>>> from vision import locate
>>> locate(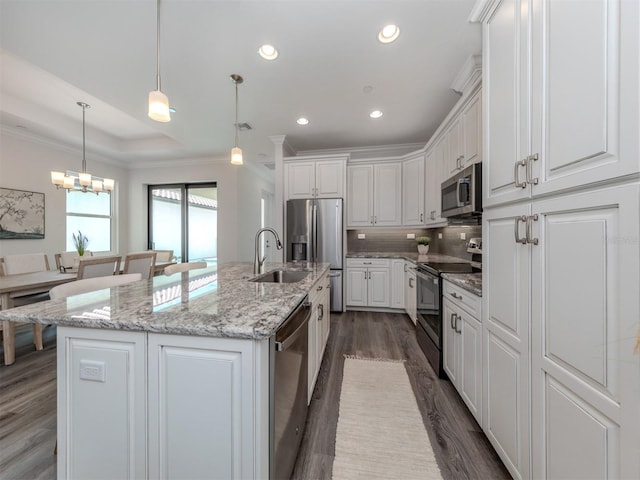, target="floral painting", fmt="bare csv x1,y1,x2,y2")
0,188,45,239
